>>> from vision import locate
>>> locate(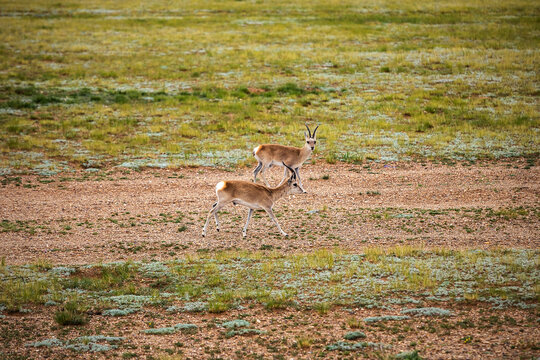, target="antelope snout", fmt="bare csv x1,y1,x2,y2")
310,147,314,150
